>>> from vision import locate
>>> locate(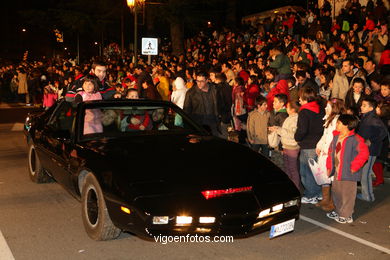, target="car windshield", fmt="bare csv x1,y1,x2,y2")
80,102,204,140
